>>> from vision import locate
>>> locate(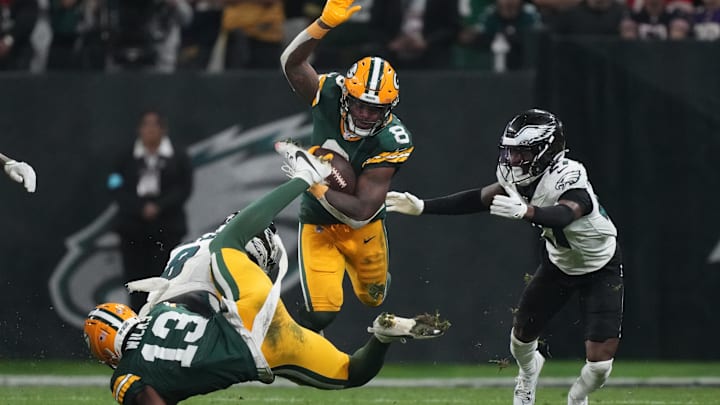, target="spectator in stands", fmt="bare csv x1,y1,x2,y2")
178,0,223,70
0,0,39,71
550,0,629,35
221,0,284,70
283,0,320,48
457,0,543,70
373,0,460,70
620,0,691,40
692,0,720,40
310,0,379,70
47,0,86,70
107,0,193,72
108,110,193,312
